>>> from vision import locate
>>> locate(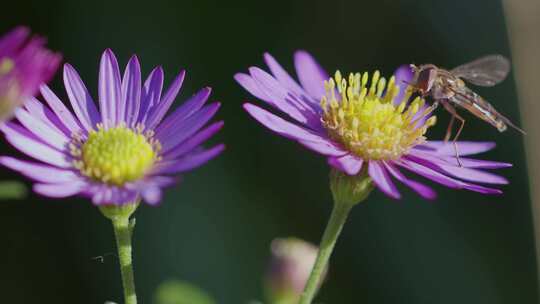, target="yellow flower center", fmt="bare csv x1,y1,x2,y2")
0,58,21,121
0,58,14,75
71,124,160,186
0,83,20,120
321,70,437,161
